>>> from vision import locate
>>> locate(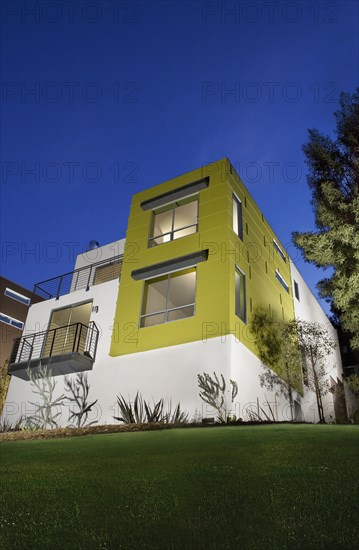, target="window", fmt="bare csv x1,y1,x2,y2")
0,312,24,330
4,288,31,306
43,302,92,356
149,196,198,246
140,268,196,327
47,302,92,330
294,280,300,301
94,259,122,285
235,267,246,322
275,269,289,293
273,239,286,262
232,194,243,240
